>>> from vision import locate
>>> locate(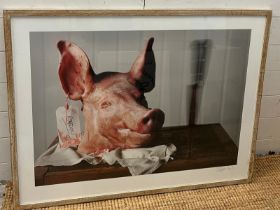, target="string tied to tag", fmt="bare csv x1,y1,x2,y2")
64,95,69,110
